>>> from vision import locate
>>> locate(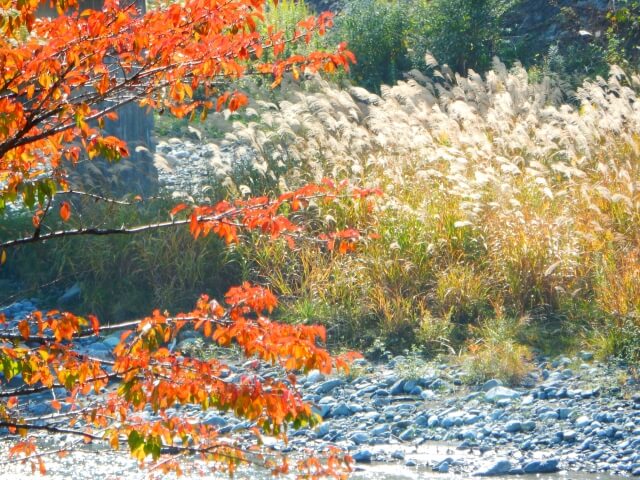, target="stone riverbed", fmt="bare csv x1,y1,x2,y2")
2,299,640,479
